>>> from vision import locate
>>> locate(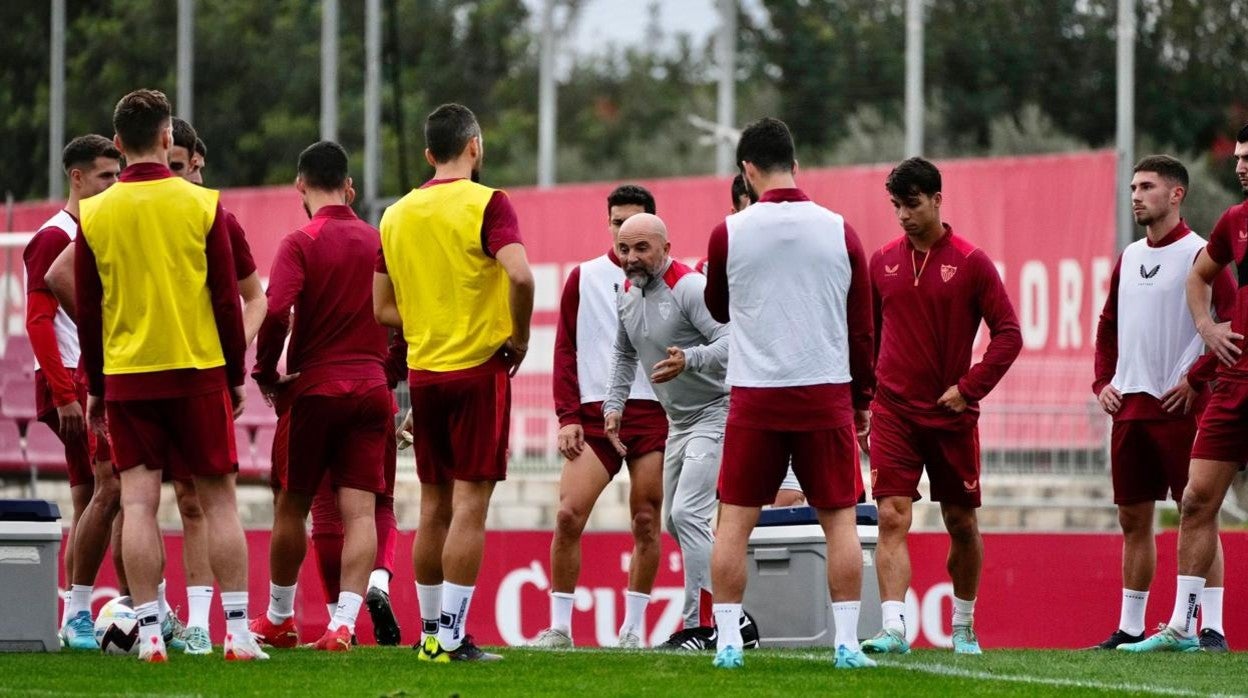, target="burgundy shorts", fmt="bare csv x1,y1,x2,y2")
269,406,291,492
1110,418,1197,505
1191,380,1248,466
719,423,860,509
36,379,112,488
106,389,237,480
286,386,392,495
869,404,981,508
409,366,510,484
584,432,667,478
